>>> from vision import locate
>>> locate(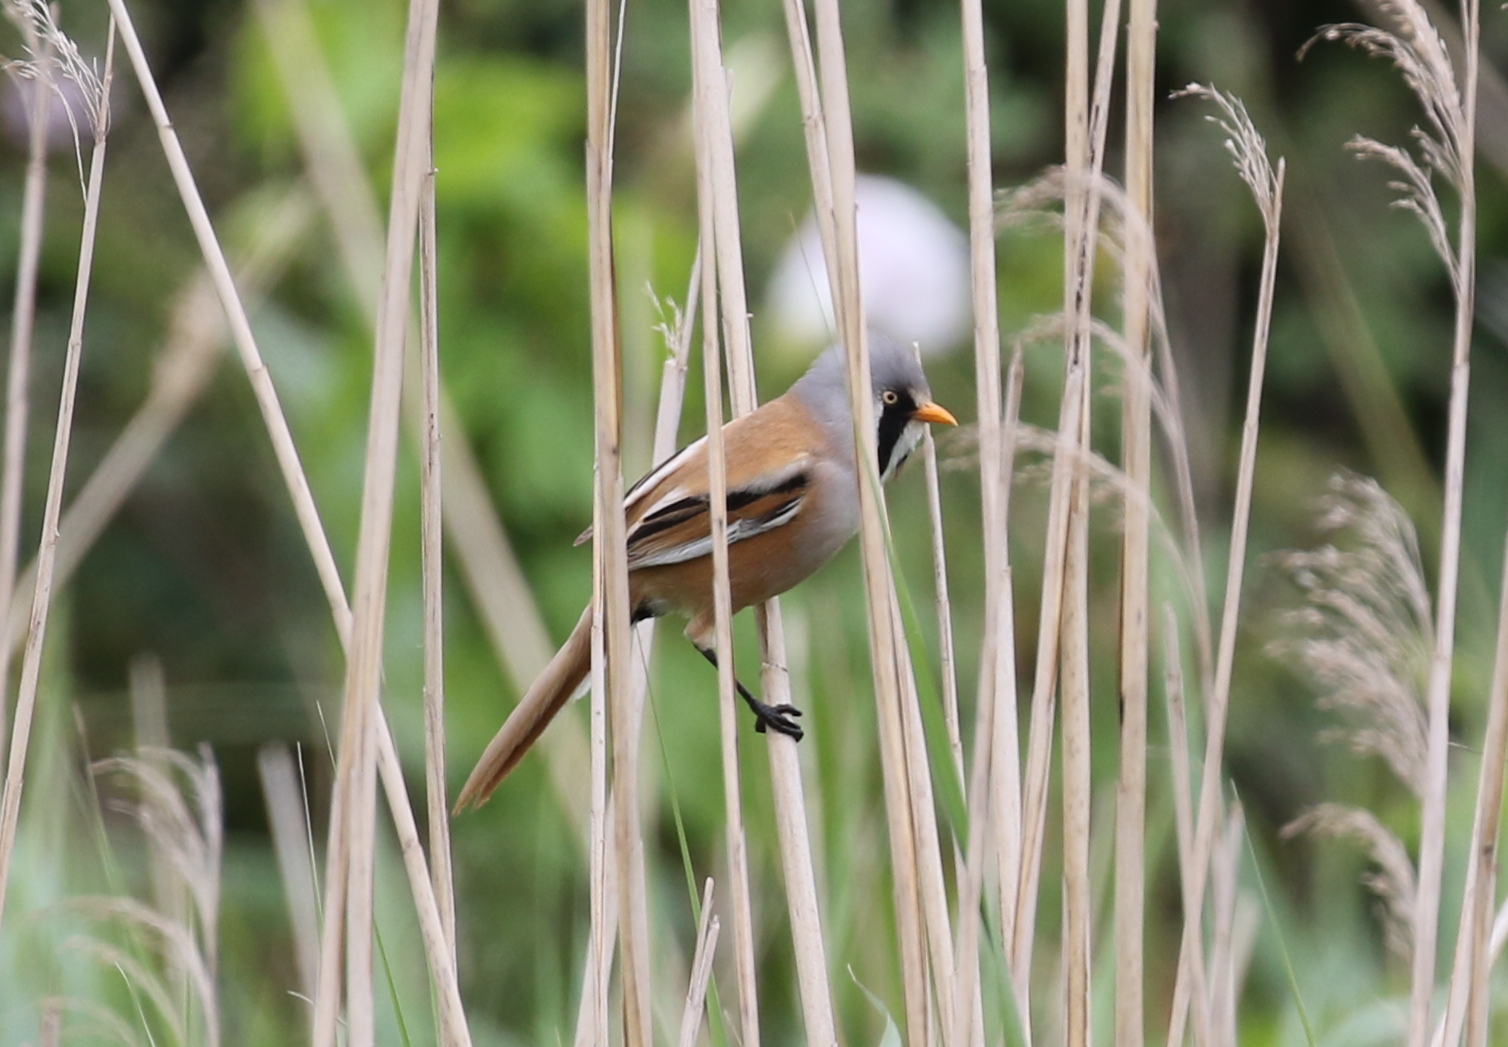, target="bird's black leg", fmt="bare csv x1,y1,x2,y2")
694,644,804,741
